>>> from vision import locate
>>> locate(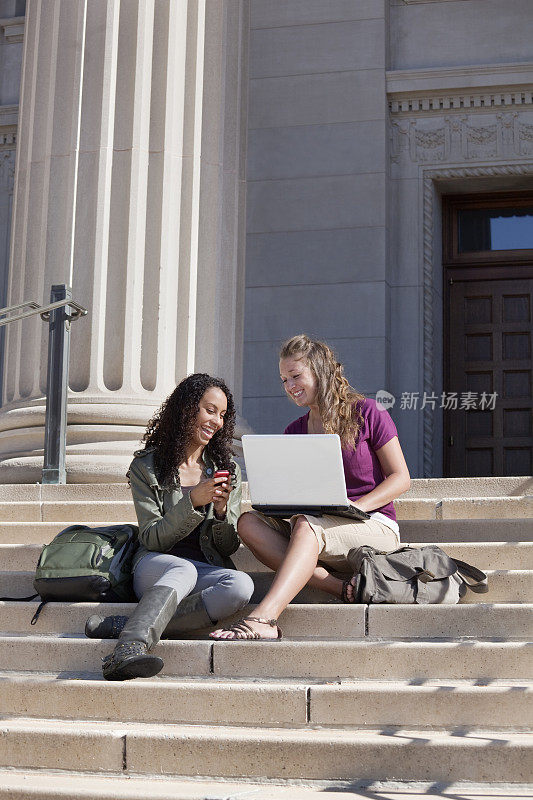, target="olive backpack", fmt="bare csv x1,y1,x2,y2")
345,544,488,604
1,523,138,624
